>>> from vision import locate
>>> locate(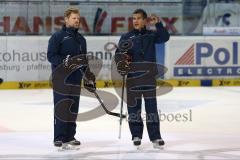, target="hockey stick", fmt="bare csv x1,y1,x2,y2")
118,75,126,139
93,91,126,118
78,67,125,118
